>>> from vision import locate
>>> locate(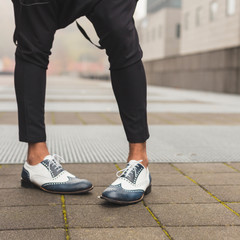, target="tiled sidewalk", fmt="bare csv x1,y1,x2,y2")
1,162,240,240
